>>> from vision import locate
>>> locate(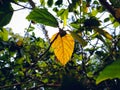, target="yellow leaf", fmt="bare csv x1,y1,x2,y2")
94,28,113,40
51,33,74,65
69,31,87,47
